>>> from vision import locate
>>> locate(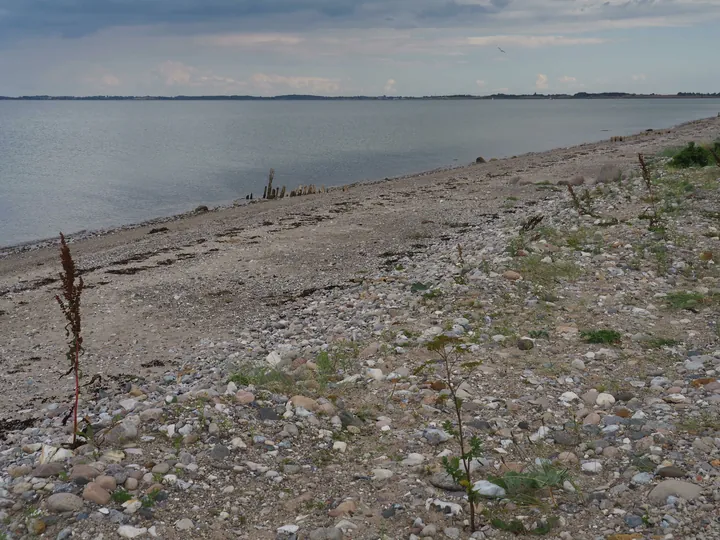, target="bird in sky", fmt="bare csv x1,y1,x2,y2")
498,47,506,53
